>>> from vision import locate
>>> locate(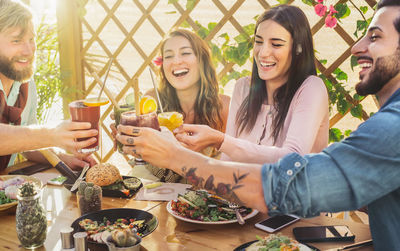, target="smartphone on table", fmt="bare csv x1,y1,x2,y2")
255,214,300,233
293,225,355,242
